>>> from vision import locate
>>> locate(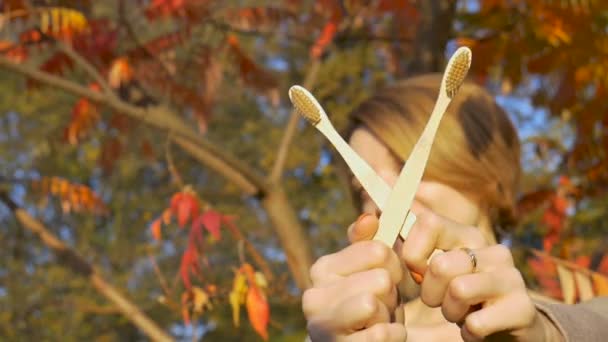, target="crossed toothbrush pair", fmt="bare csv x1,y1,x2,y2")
289,47,472,249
